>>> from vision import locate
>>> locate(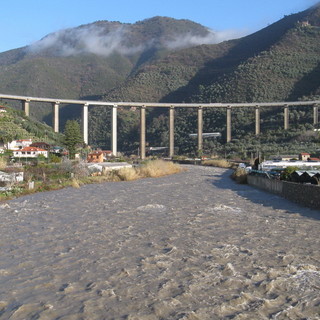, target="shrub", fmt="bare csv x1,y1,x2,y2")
71,178,80,188
72,161,89,178
50,154,61,163
231,168,248,184
116,167,141,181
280,166,299,181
